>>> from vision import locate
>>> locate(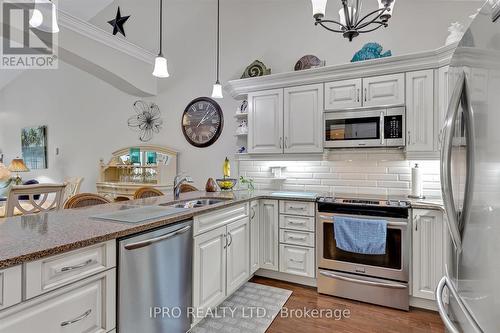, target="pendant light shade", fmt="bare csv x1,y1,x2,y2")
152,56,169,78
30,0,59,33
311,0,328,19
153,0,169,78
211,0,223,99
211,82,223,99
